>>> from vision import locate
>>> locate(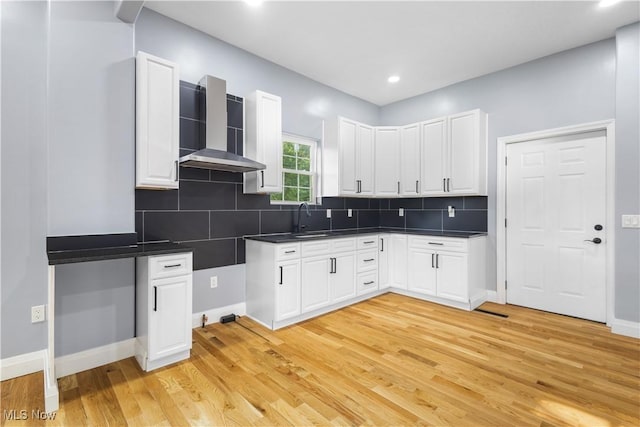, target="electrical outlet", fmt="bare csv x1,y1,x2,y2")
326,209,332,218
210,276,218,288
348,209,353,217
448,206,456,218
31,305,45,323
399,208,404,217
